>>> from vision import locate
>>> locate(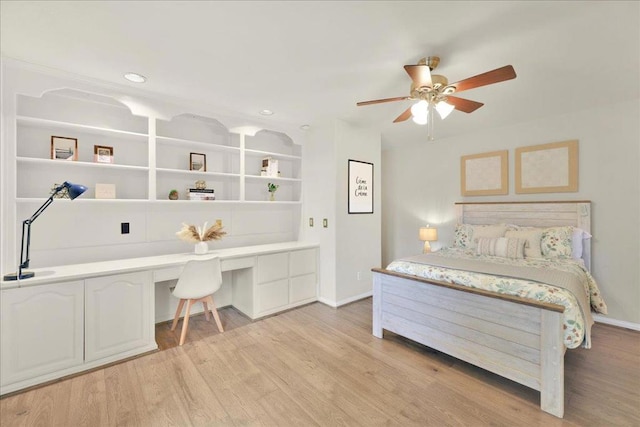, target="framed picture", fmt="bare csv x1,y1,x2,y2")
51,136,78,161
348,159,373,214
461,150,508,196
516,140,578,194
190,152,206,172
94,145,114,164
